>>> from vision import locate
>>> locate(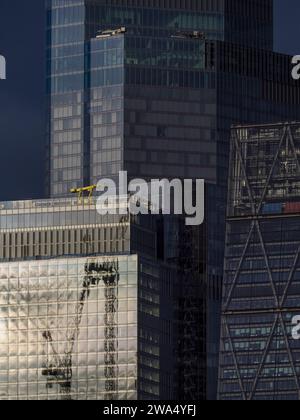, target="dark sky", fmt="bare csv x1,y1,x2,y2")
0,1,45,201
0,1,299,201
